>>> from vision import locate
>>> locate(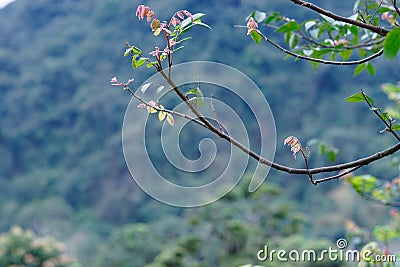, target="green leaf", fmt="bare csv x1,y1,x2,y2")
147,61,158,68
309,61,320,71
385,107,400,119
184,88,198,96
349,25,359,37
158,110,166,121
303,49,313,57
166,113,174,126
345,92,374,104
371,17,380,26
124,47,133,57
318,143,326,155
265,15,277,25
193,21,211,30
253,10,267,23
124,46,142,57
304,20,316,31
371,189,388,202
377,7,394,14
309,28,319,39
381,83,400,94
353,63,366,76
391,124,400,131
327,151,336,163
384,28,400,60
330,51,336,61
132,58,147,68
289,34,298,49
380,112,392,121
320,14,336,24
340,49,352,61
180,13,206,32
276,21,301,33
250,31,262,45
185,87,205,107
131,46,142,54
346,93,365,102
366,62,375,75
373,225,399,242
348,175,378,194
